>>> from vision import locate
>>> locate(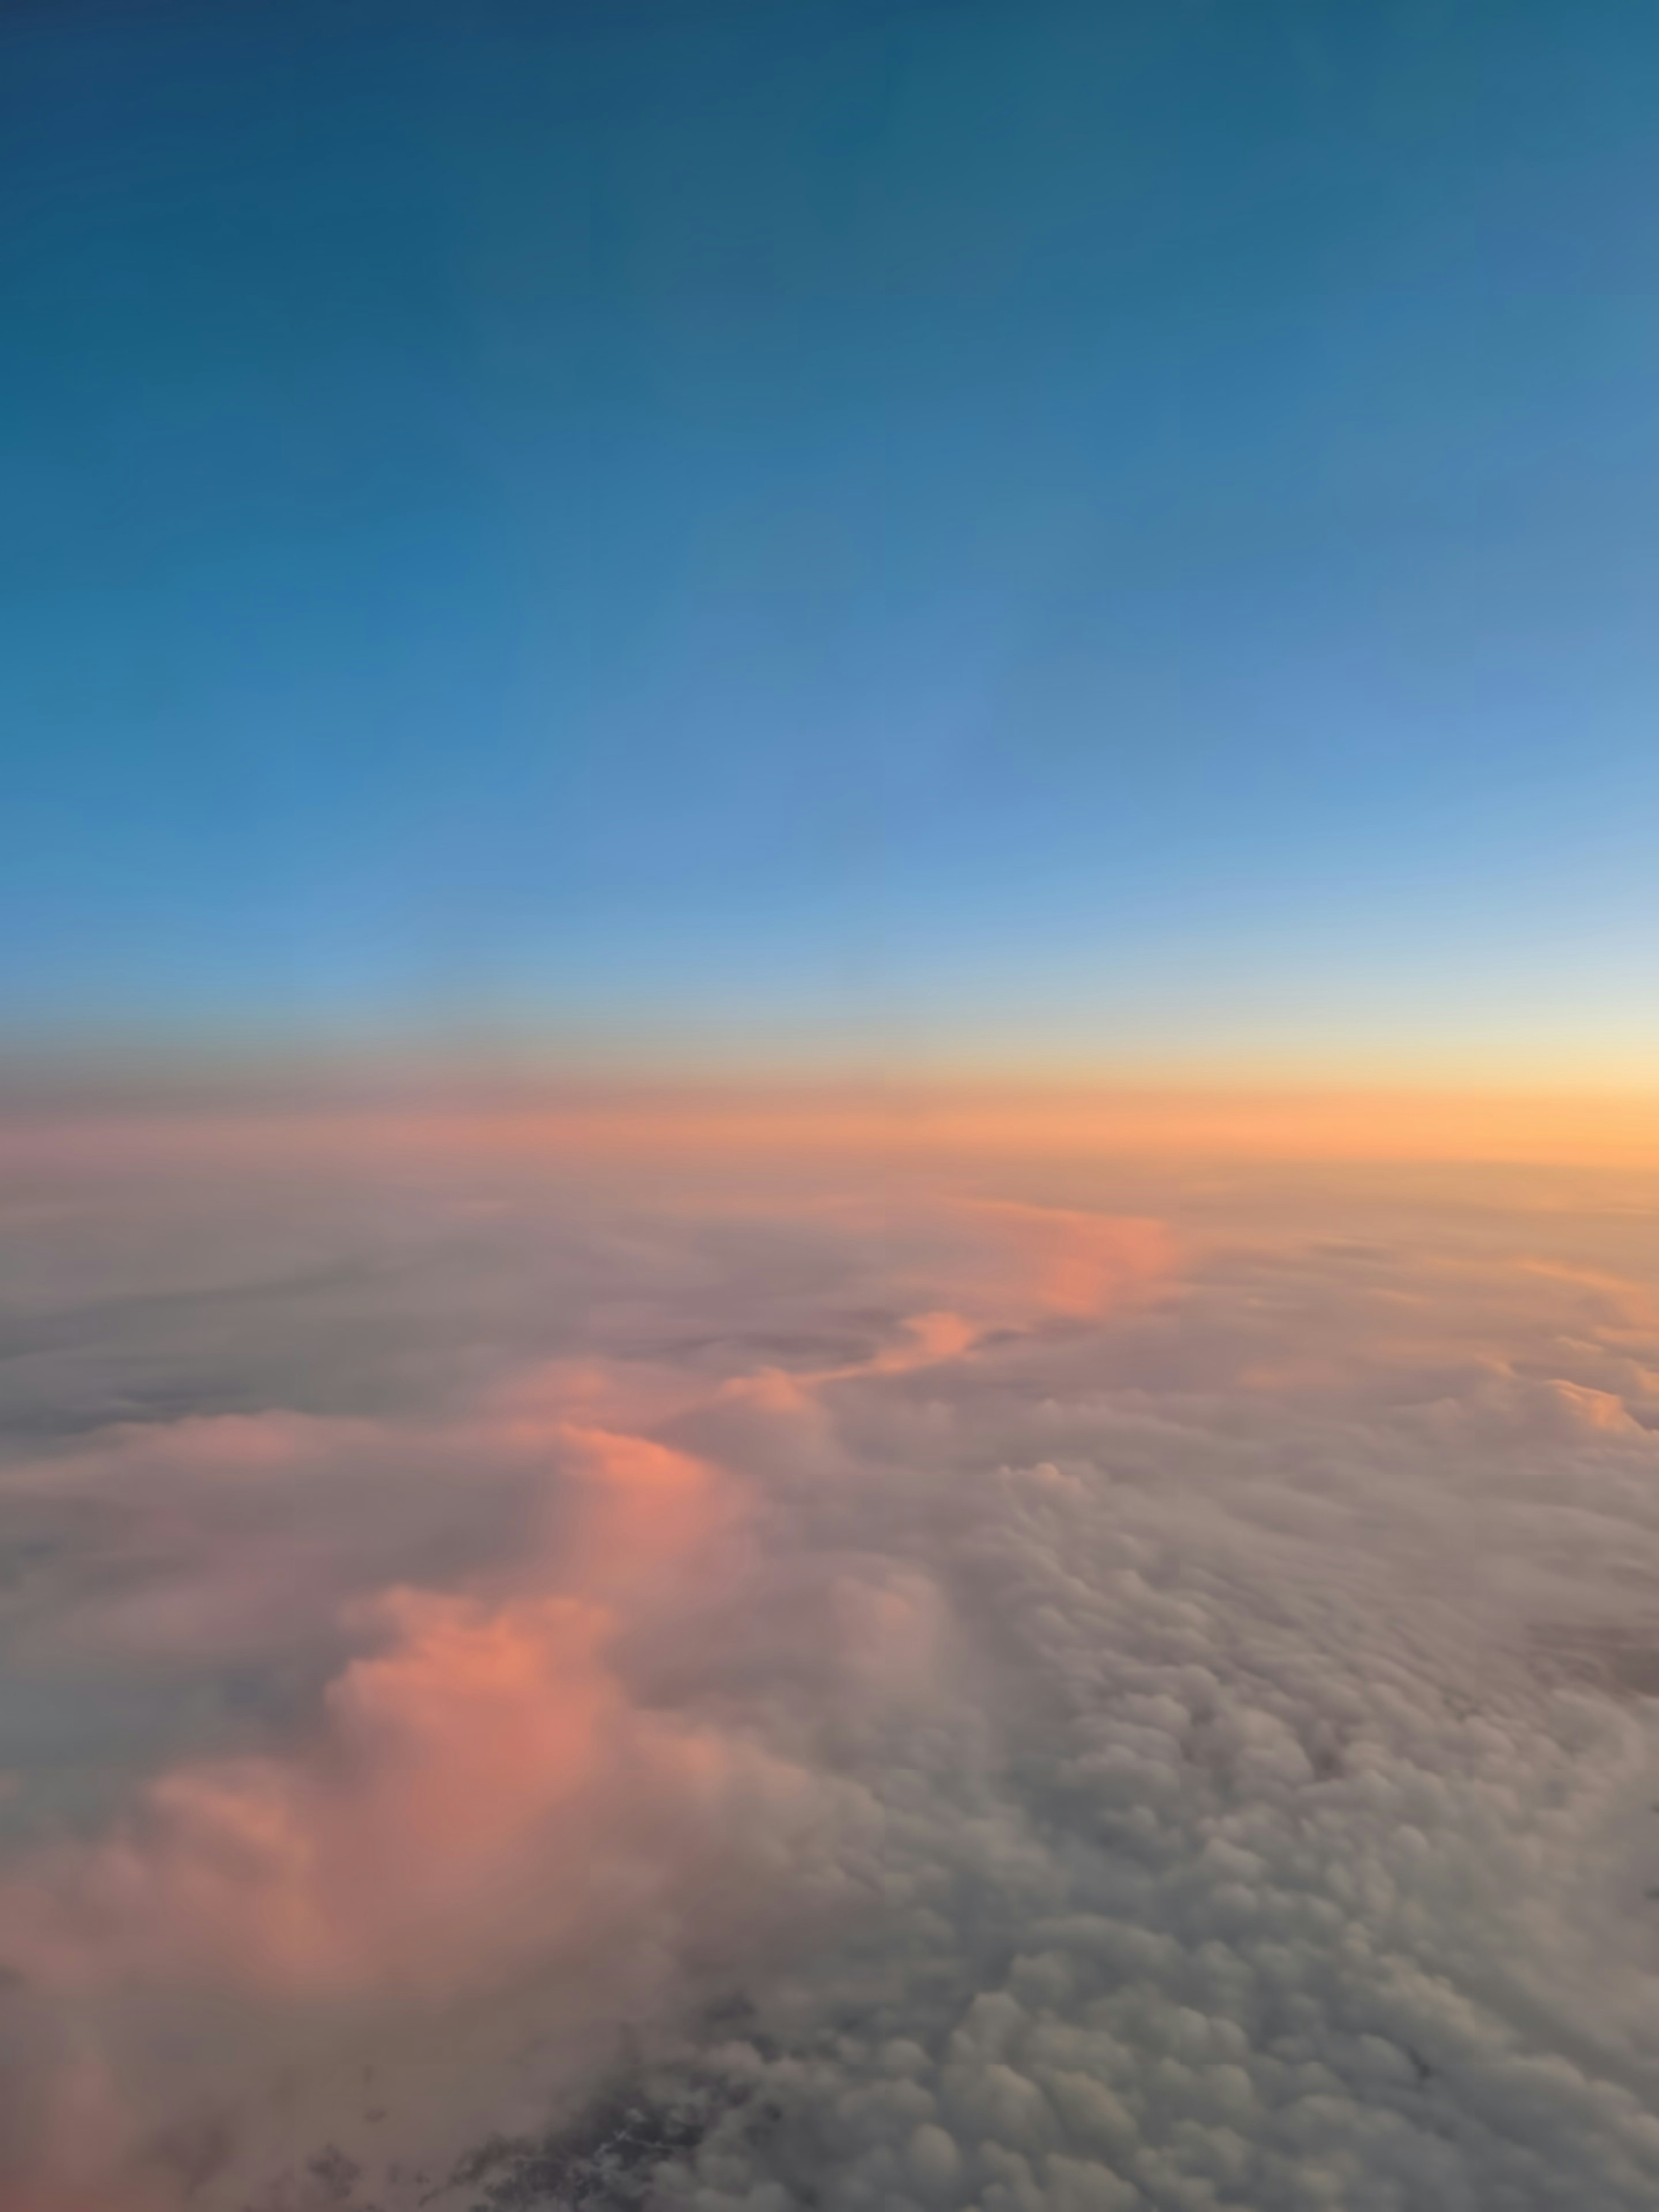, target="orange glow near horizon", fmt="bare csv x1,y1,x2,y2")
3,1078,1659,1171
